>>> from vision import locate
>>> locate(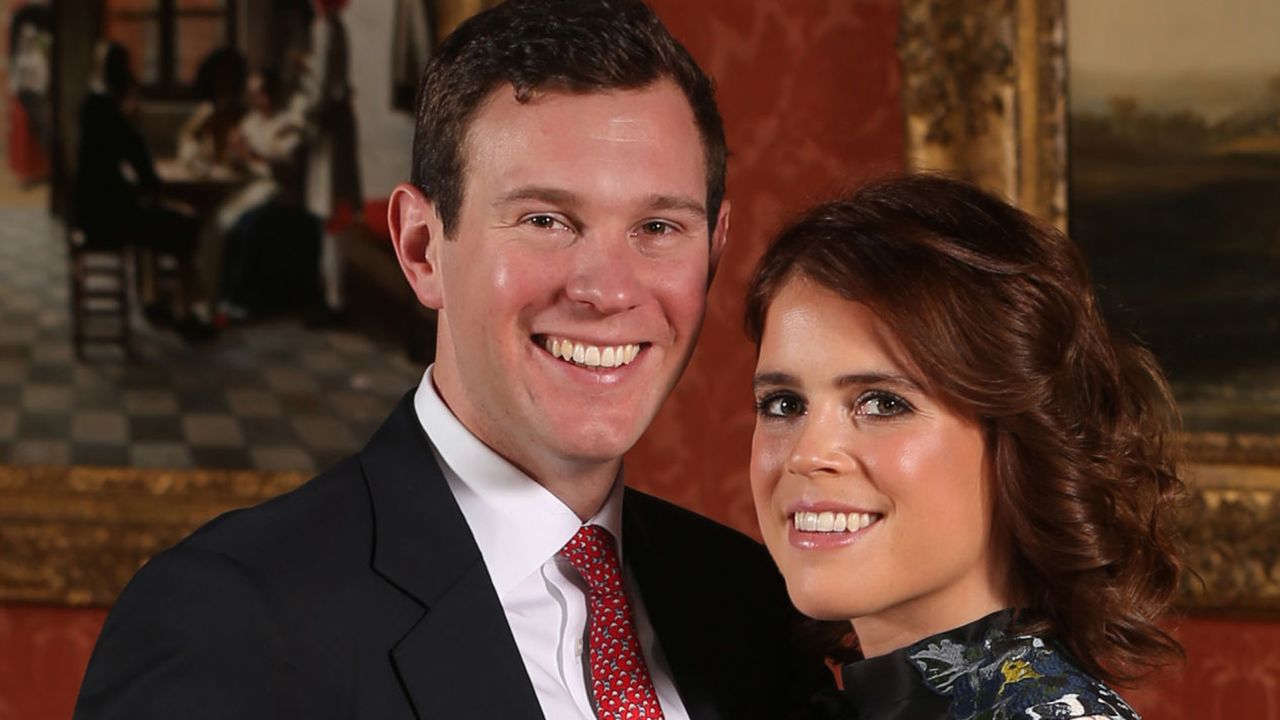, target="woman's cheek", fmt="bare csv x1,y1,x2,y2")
750,430,774,487
751,424,786,472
